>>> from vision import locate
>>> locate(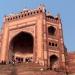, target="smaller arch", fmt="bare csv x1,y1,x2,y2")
40,10,42,13
21,14,24,17
15,16,18,19
48,26,56,35
18,15,21,18
50,55,58,70
28,13,29,15
37,11,39,13
33,11,35,14
24,14,26,16
31,12,32,15
8,18,9,21
52,43,54,46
